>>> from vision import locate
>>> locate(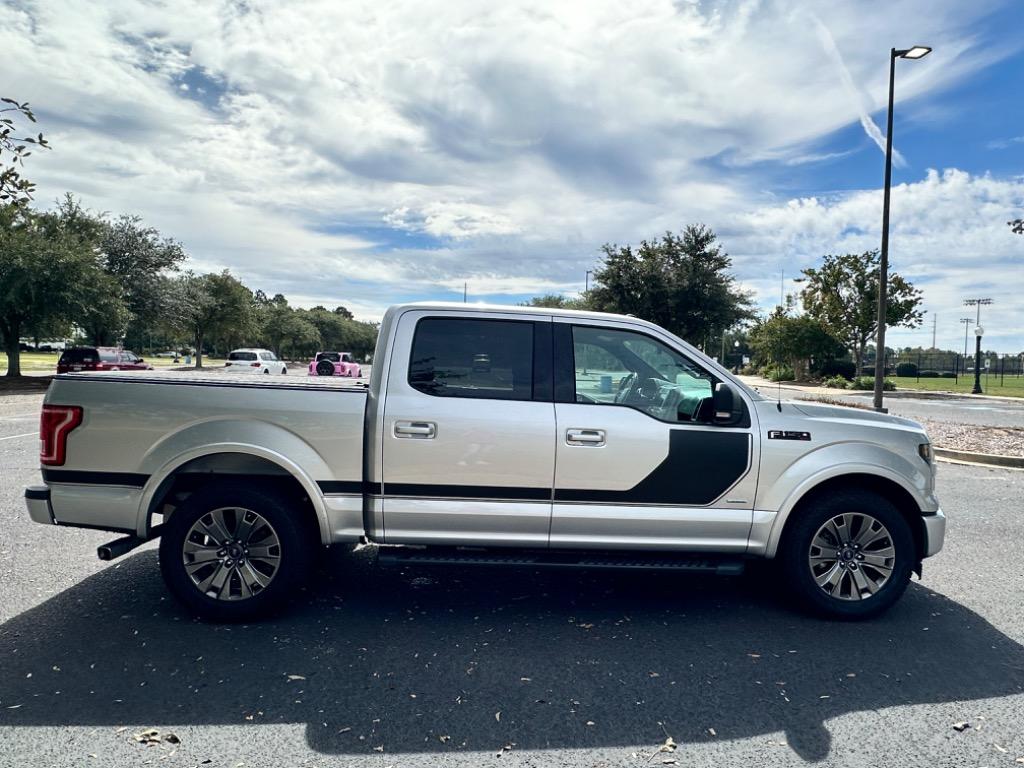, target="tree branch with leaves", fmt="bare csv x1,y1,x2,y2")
1,98,49,206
